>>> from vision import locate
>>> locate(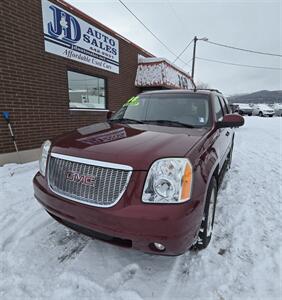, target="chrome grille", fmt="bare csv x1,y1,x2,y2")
47,153,132,207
